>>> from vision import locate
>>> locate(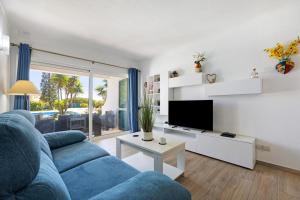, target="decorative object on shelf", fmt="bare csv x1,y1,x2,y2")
169,70,179,78
154,74,160,82
206,73,216,84
250,67,259,79
159,137,167,145
193,52,206,73
139,94,155,141
264,36,300,74
155,99,160,106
